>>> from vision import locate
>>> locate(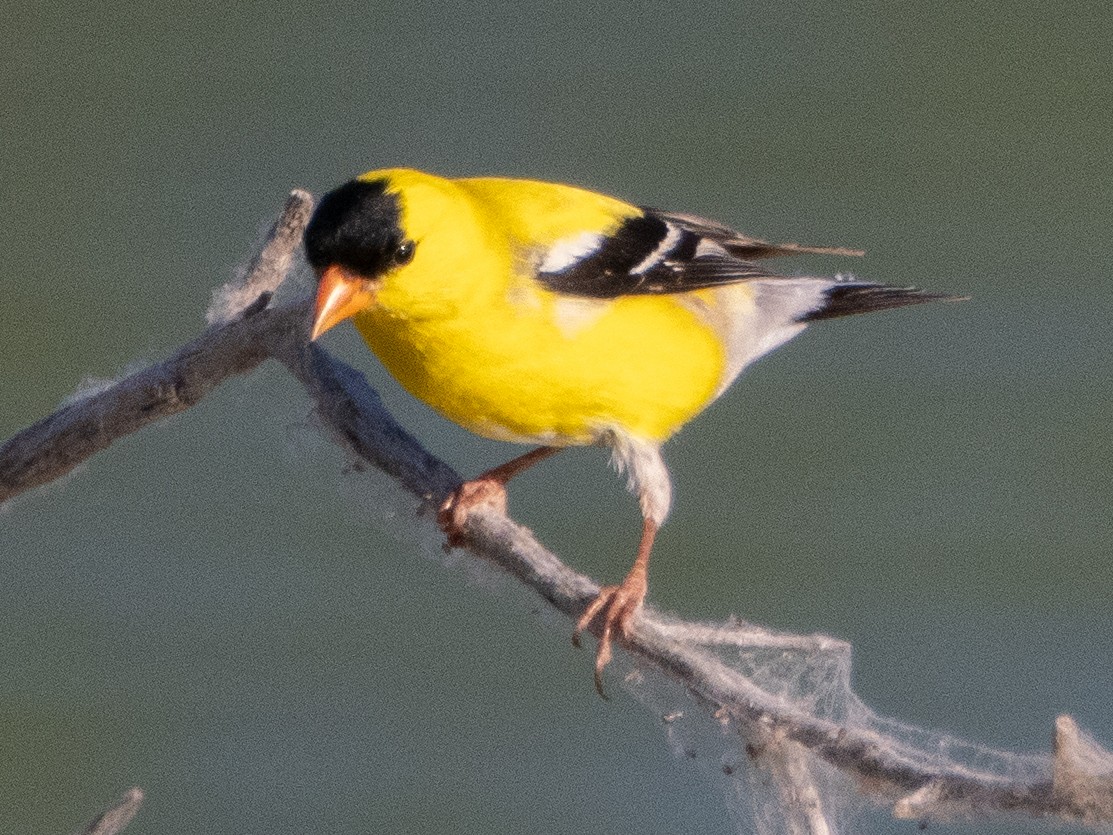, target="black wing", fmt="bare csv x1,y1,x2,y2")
535,209,859,299
651,210,866,260
535,208,957,319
